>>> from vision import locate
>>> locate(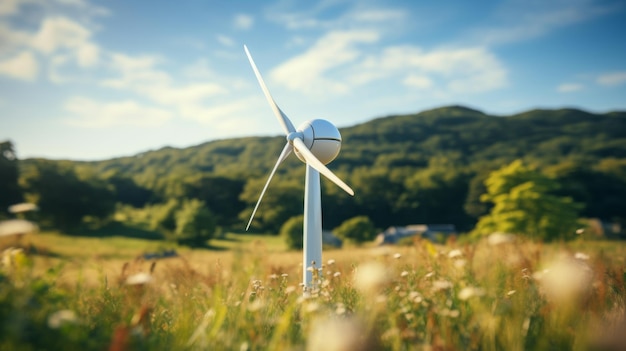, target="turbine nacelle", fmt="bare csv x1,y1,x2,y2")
290,119,342,165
